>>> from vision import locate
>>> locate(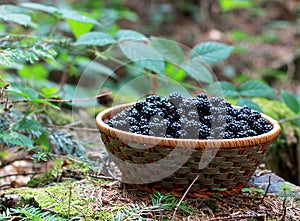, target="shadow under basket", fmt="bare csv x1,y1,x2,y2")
96,103,281,198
